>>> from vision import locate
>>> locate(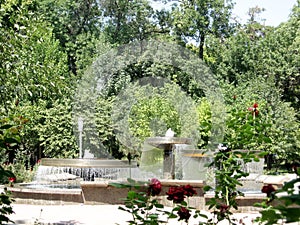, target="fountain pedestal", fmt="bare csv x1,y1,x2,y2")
145,137,192,179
